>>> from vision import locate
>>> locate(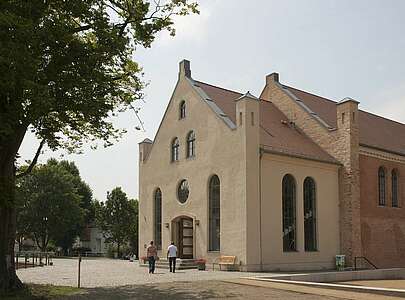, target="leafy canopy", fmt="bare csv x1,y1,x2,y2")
96,187,138,255
0,0,198,152
16,159,85,250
